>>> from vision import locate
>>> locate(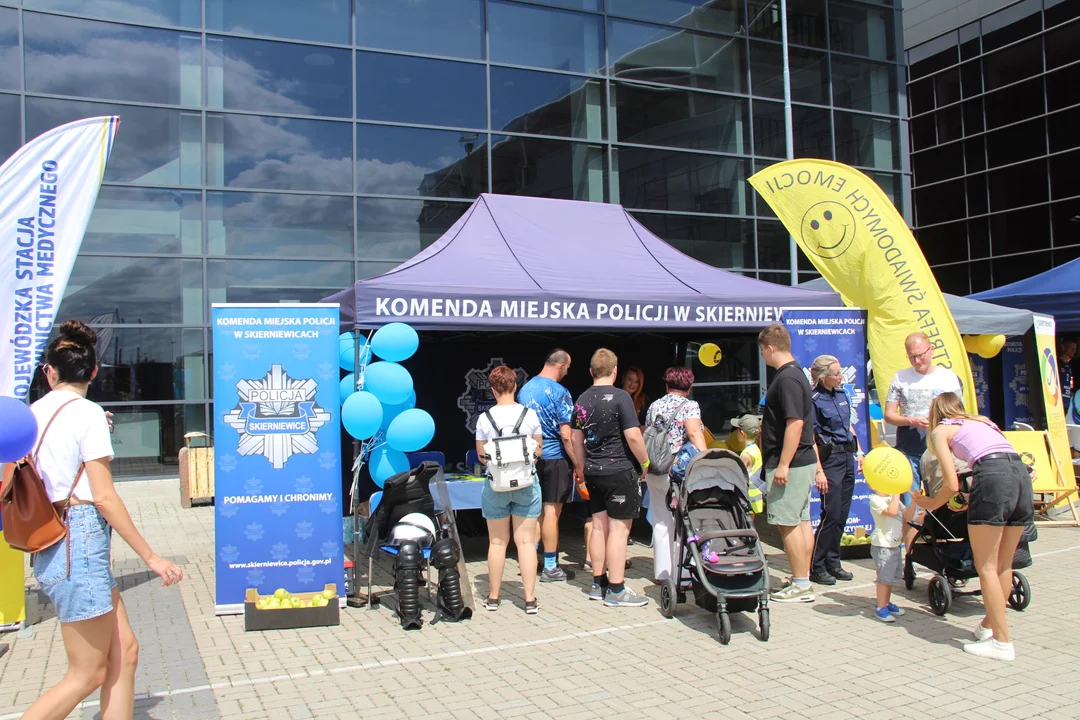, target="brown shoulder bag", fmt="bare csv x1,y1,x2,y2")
0,399,83,553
